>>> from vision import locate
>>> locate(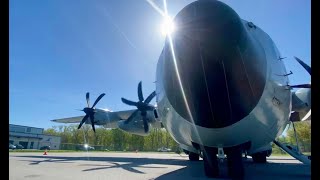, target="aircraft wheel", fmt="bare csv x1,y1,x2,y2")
203,148,219,177
189,152,200,161
252,152,267,163
227,149,244,179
